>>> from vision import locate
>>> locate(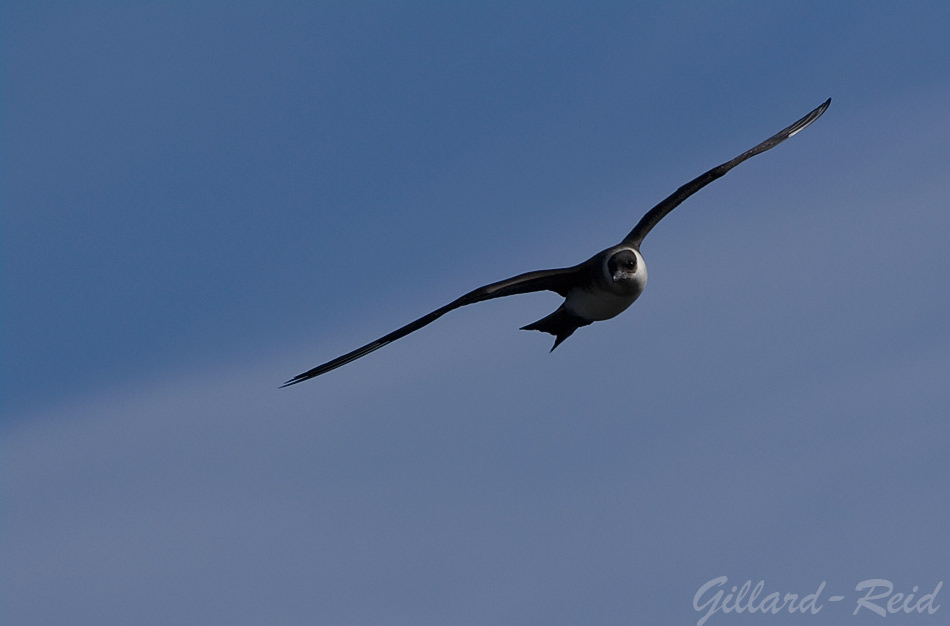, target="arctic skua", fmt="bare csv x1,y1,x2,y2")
282,98,830,387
